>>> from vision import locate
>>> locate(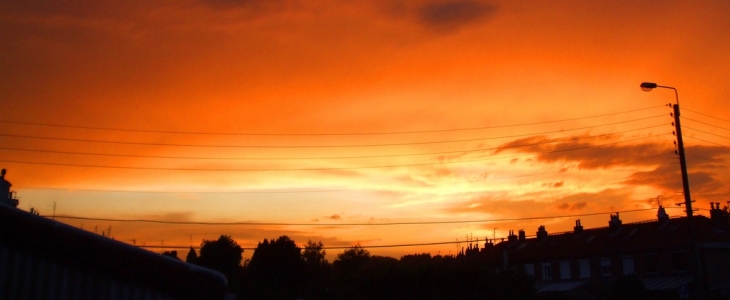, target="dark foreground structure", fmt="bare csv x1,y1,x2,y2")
0,171,228,299
483,206,730,299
